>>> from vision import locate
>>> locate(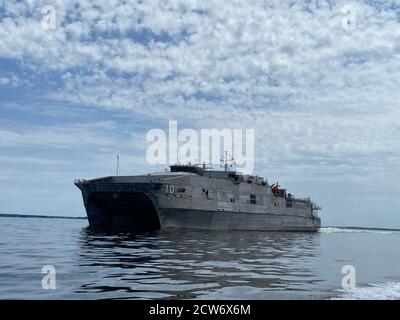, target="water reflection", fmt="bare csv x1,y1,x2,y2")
76,228,323,299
